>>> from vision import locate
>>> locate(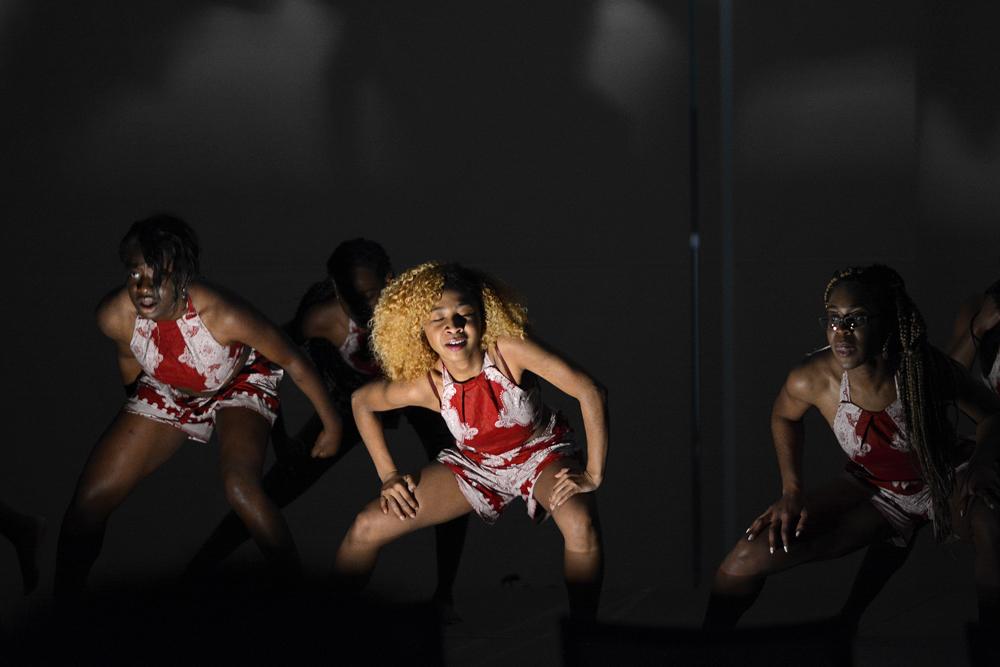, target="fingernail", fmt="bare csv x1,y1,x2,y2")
769,546,774,554
783,545,788,553
747,534,754,541
745,527,751,534
795,530,801,538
